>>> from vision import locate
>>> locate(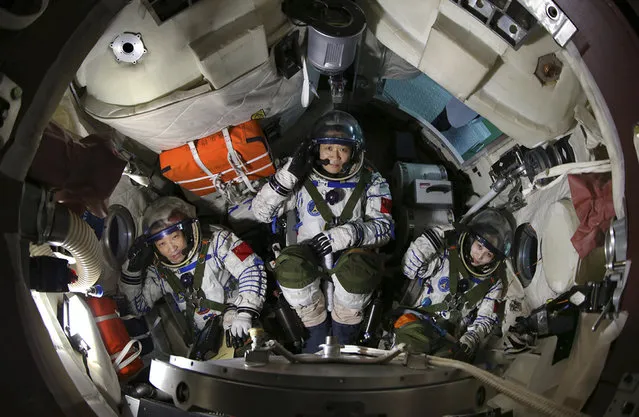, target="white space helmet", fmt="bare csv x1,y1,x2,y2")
459,208,514,277
142,196,201,268
310,110,365,181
